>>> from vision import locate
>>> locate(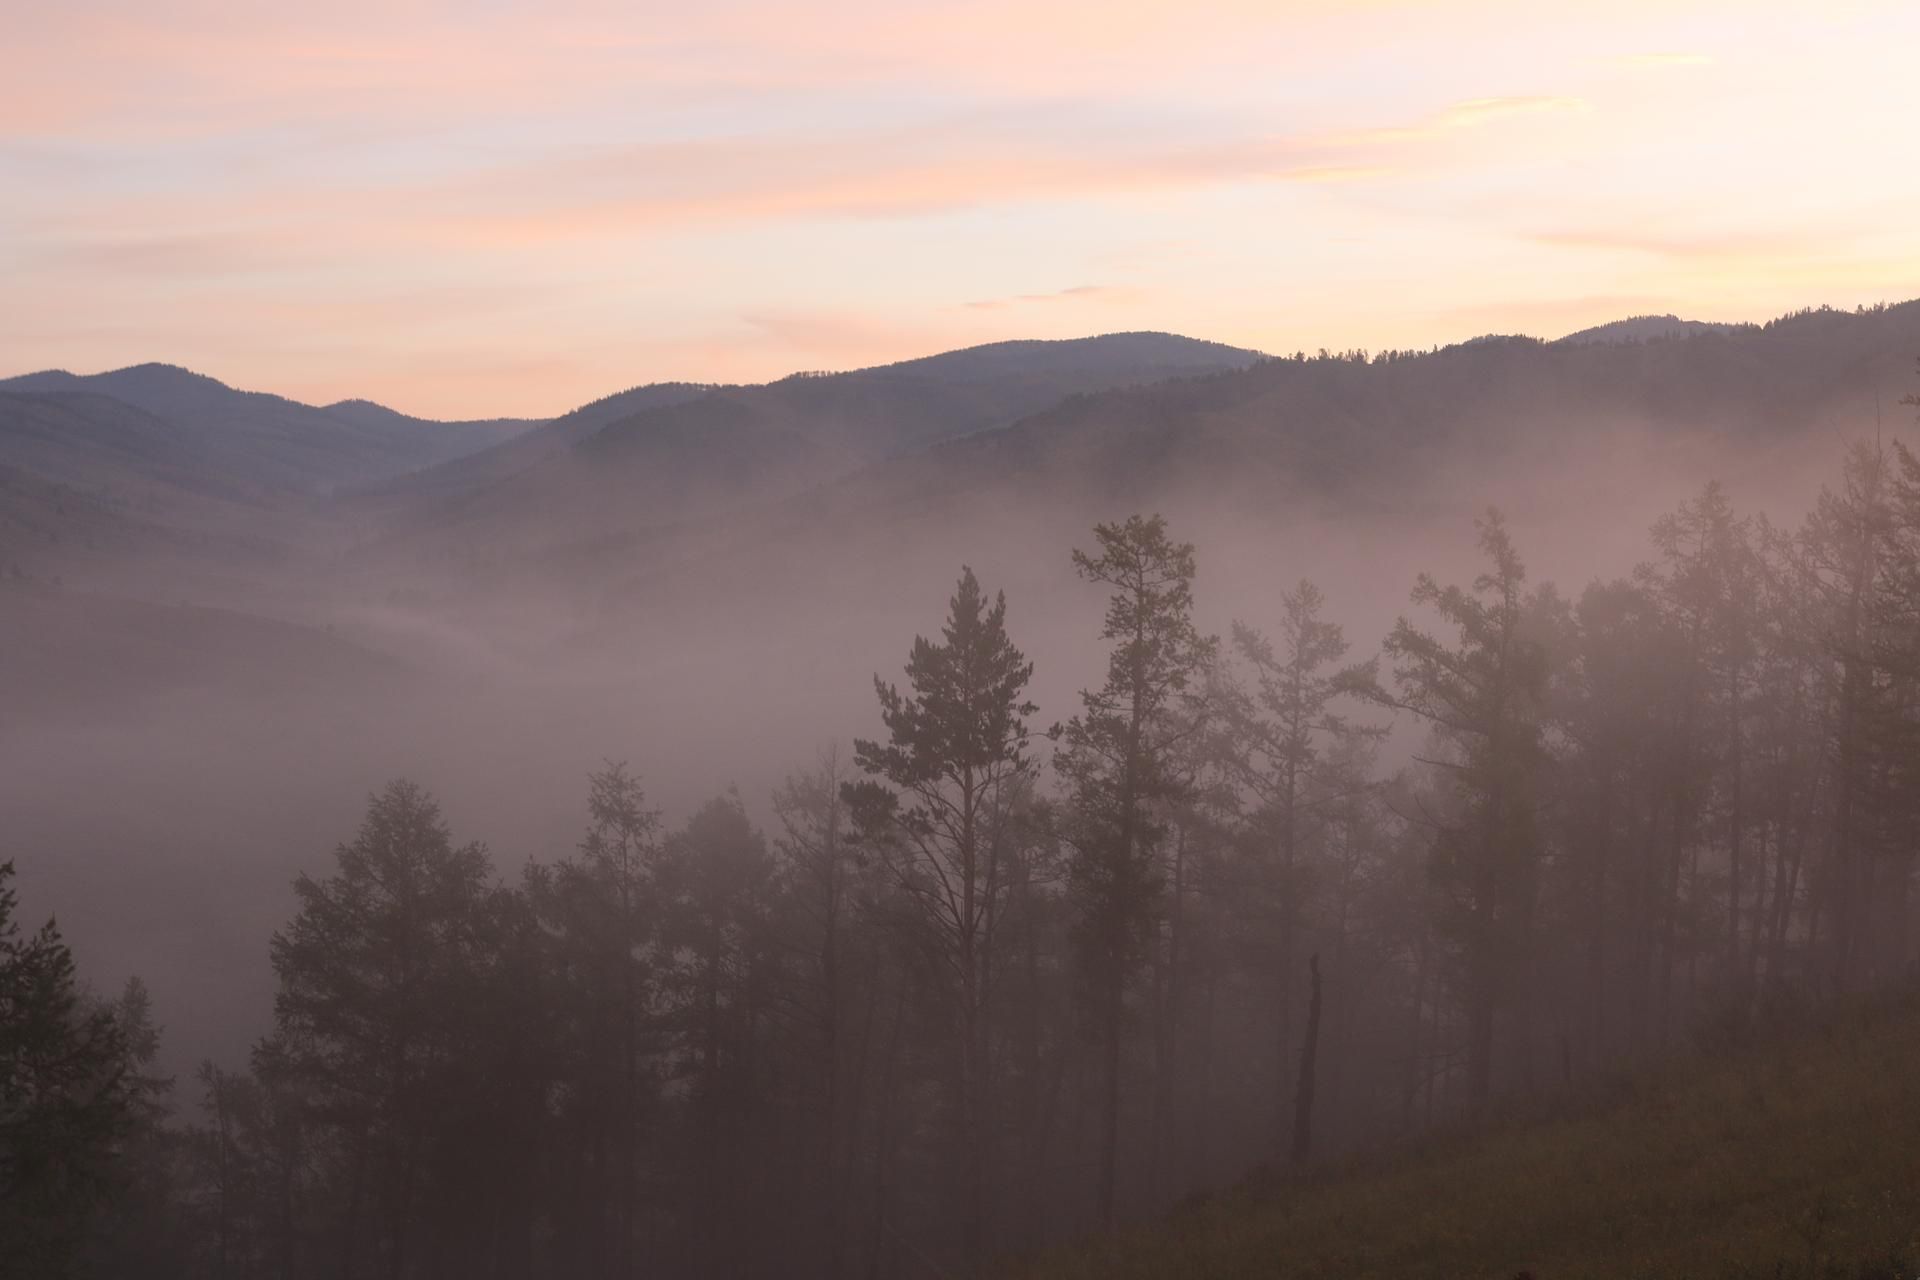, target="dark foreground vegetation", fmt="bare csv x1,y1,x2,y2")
1011,997,1920,1280
10,396,1920,1278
